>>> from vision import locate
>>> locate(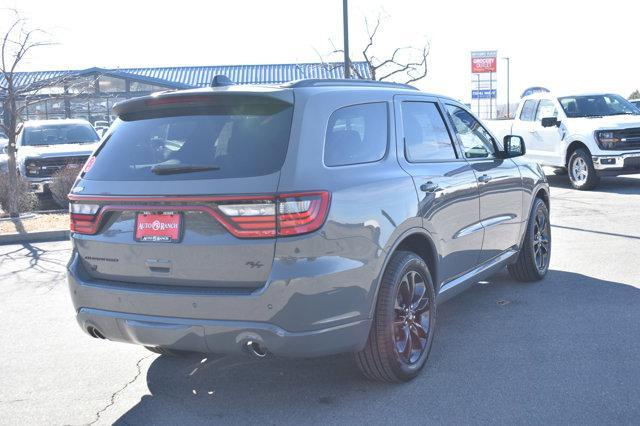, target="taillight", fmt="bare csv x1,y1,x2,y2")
216,191,330,238
69,203,100,235
277,192,330,236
